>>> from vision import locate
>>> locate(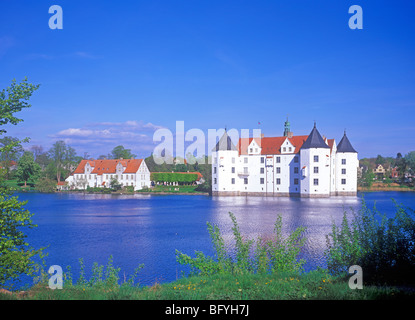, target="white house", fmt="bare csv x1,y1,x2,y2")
212,121,358,197
66,158,151,191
